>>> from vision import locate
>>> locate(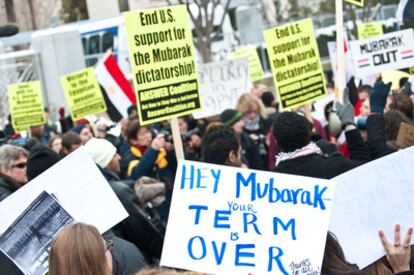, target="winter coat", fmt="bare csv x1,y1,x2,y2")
0,172,19,202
